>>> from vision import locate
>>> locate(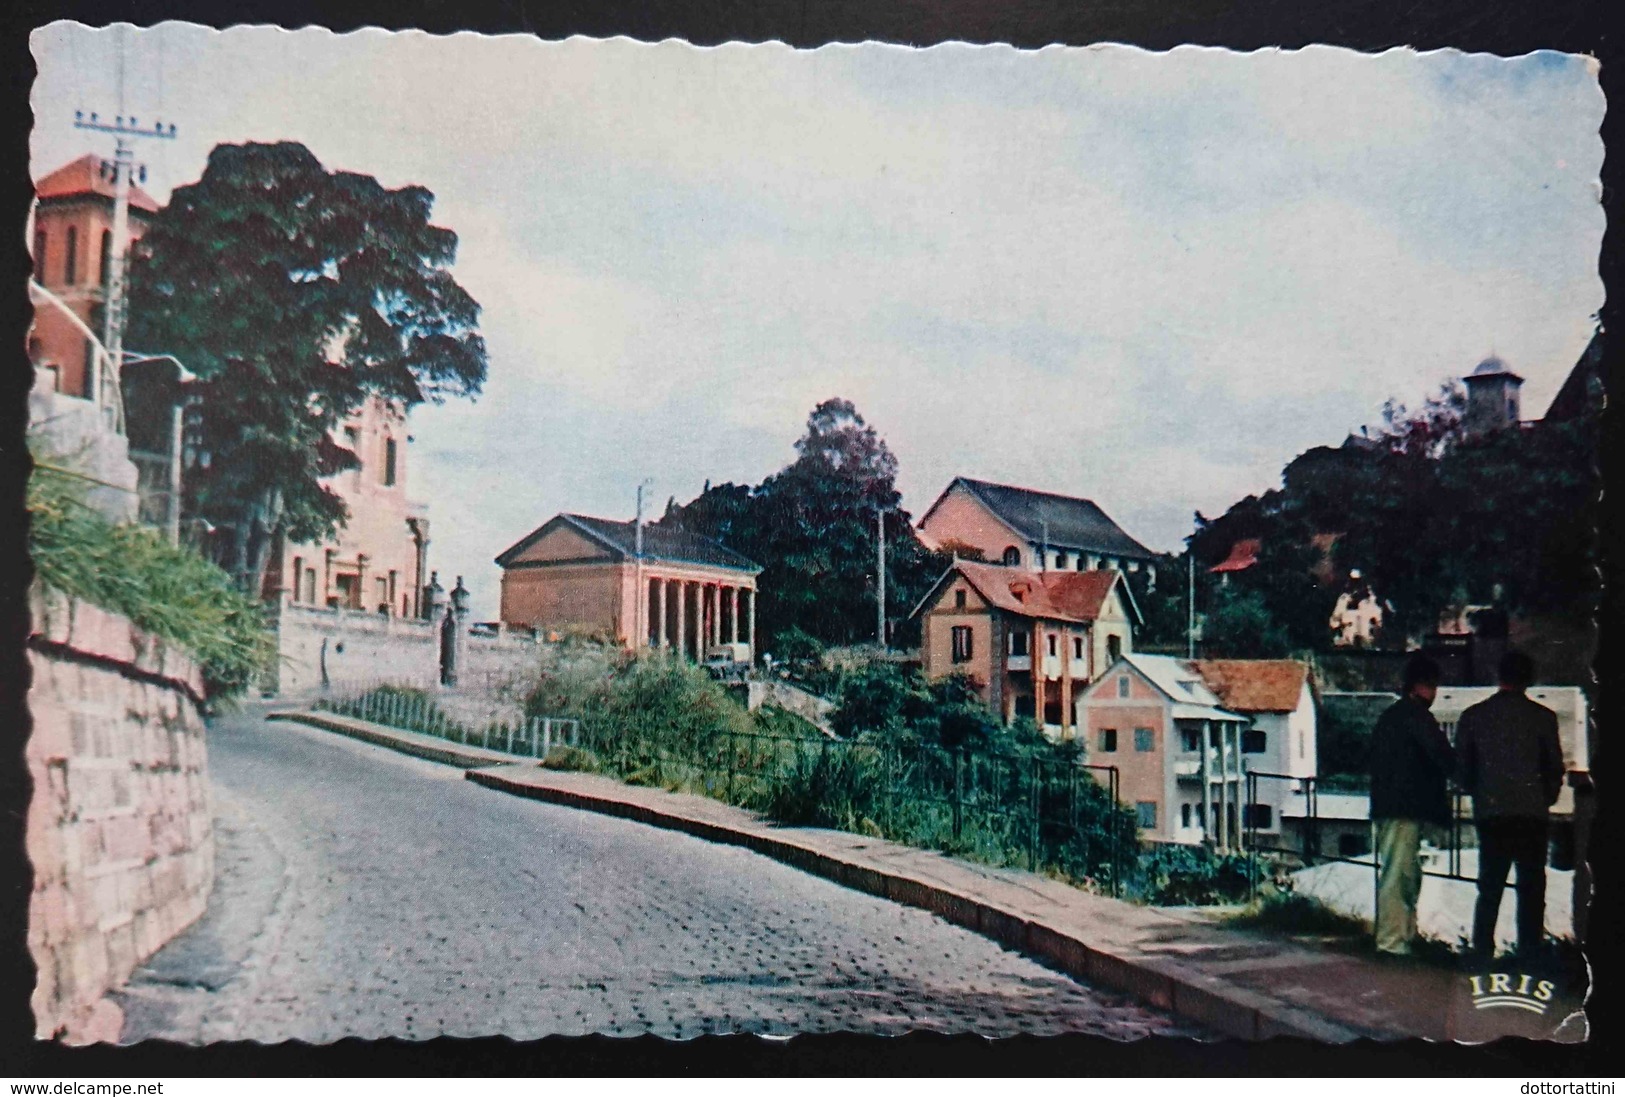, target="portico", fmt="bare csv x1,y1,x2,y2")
496,512,761,663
